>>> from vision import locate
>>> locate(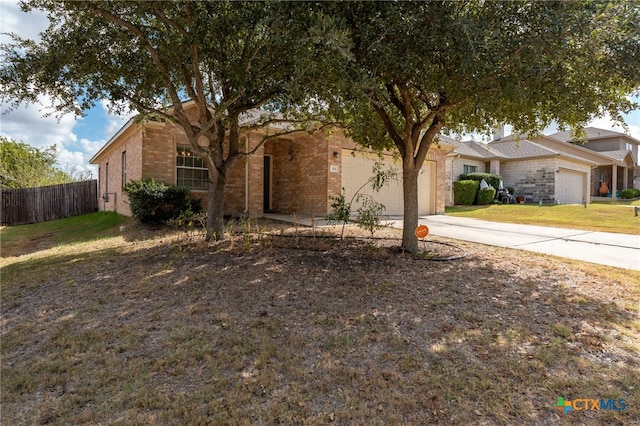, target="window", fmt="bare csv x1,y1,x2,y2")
121,151,127,188
463,165,477,174
176,145,209,190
